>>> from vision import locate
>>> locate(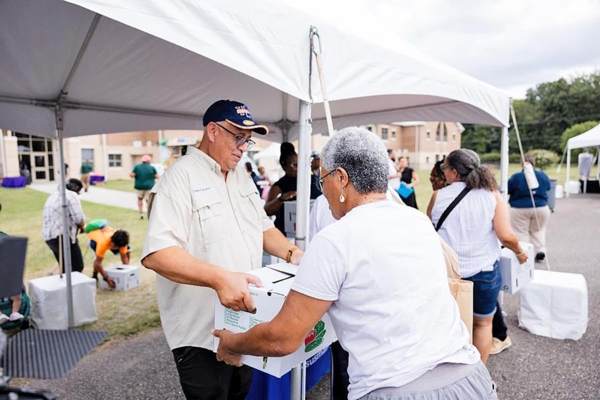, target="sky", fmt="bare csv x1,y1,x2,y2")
282,0,600,99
